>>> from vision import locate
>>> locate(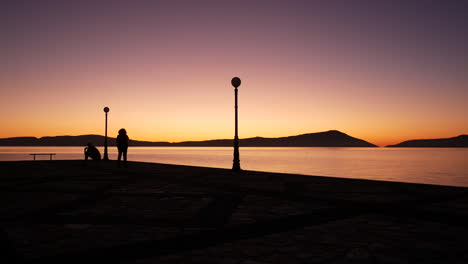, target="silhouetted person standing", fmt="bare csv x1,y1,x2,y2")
84,142,101,161
117,128,129,167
